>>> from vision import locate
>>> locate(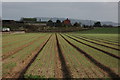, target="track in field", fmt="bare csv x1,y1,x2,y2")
3,36,36,48
69,34,120,50
19,34,72,78
60,34,120,78
78,35,119,46
80,35,119,43
92,38,119,43
18,35,52,78
64,34,120,60
56,34,72,78
4,34,52,78
57,34,105,78
16,34,52,78
3,33,119,78
7,34,72,78
3,35,48,60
